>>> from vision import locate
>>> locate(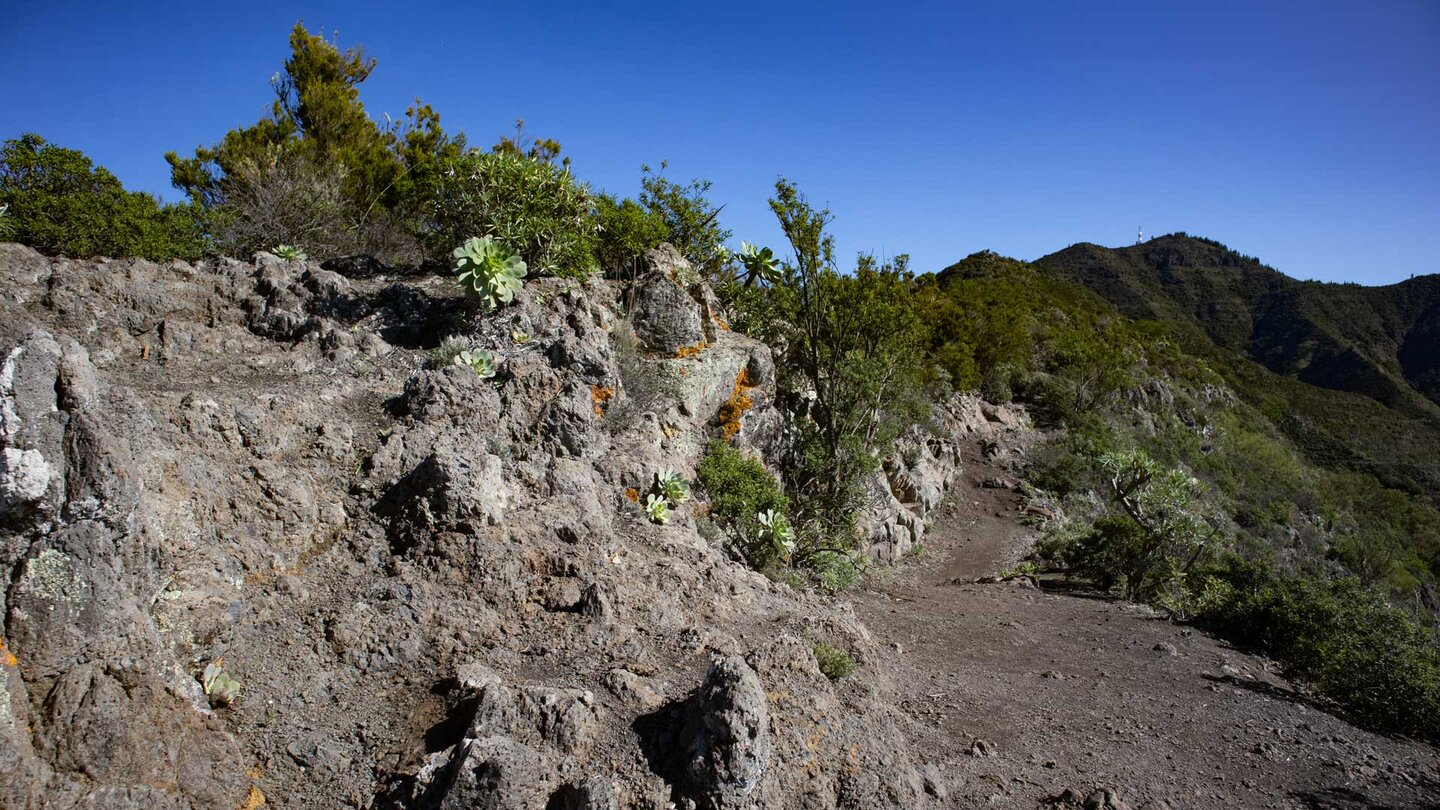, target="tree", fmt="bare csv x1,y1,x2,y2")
1096,449,1217,600
764,179,932,555
0,134,204,260
166,23,464,258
